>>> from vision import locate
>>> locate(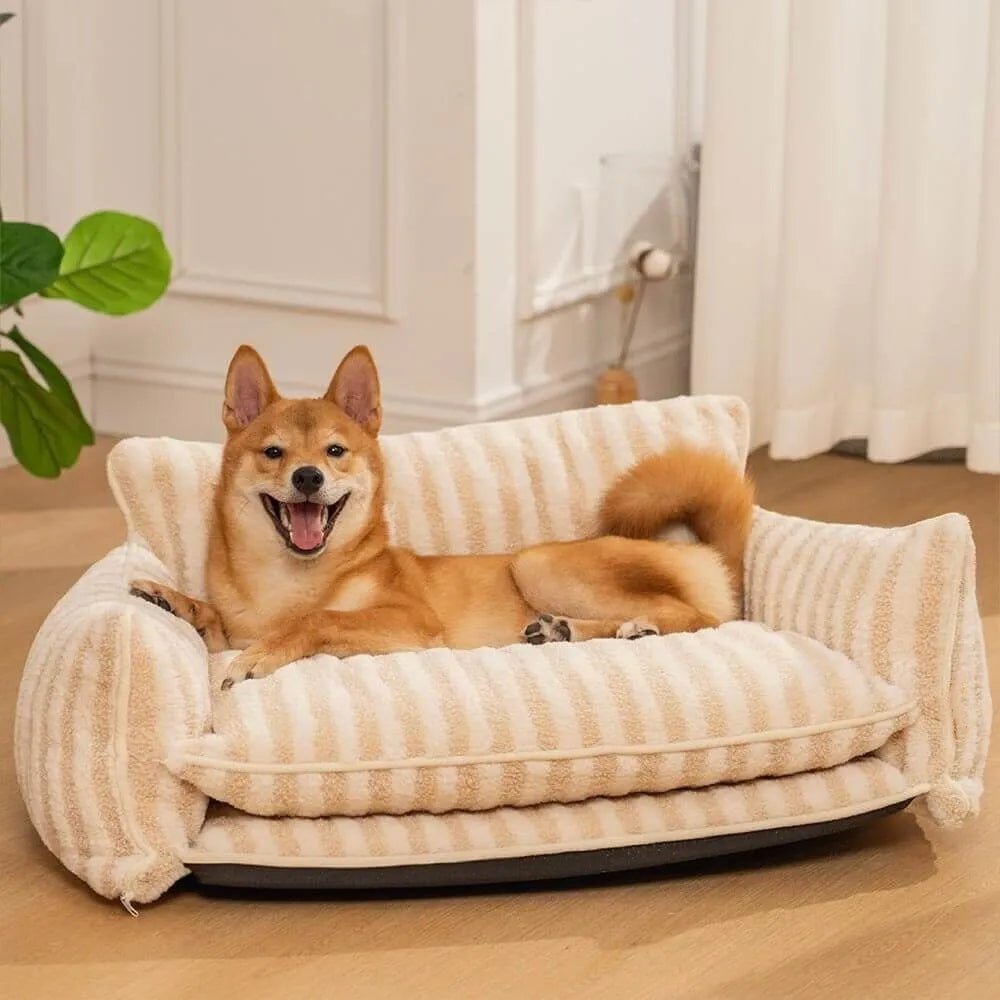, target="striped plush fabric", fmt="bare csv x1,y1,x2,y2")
14,396,991,907
187,756,918,867
106,396,750,596
169,624,914,818
14,544,211,906
746,509,991,824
